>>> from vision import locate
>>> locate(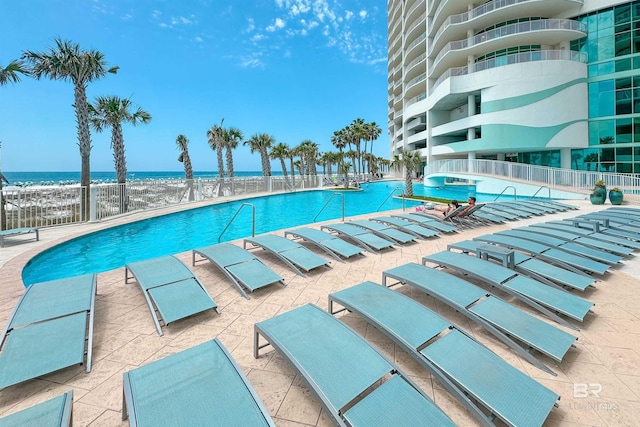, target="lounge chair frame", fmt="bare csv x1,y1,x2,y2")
192,243,285,299
0,227,39,248
125,256,219,336
328,282,559,427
